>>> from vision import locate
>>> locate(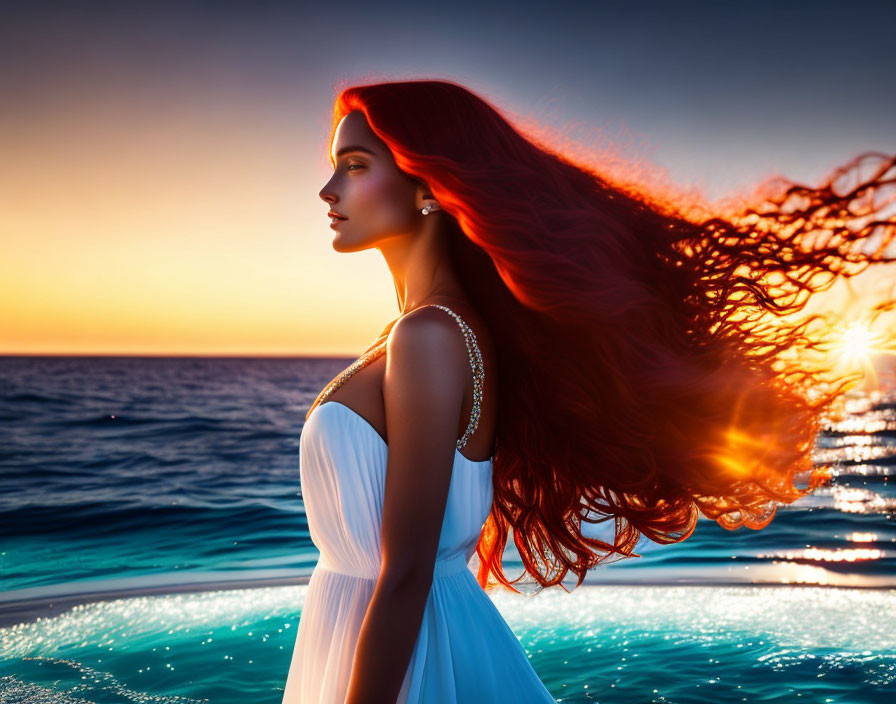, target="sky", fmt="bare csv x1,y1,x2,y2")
1,0,894,356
